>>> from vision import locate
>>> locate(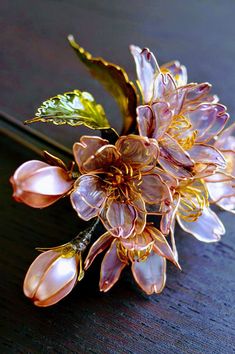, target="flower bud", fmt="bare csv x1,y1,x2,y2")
23,250,80,307
10,160,73,208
